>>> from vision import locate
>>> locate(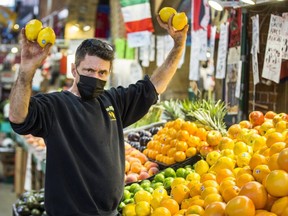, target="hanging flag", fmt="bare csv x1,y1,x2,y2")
120,0,154,48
